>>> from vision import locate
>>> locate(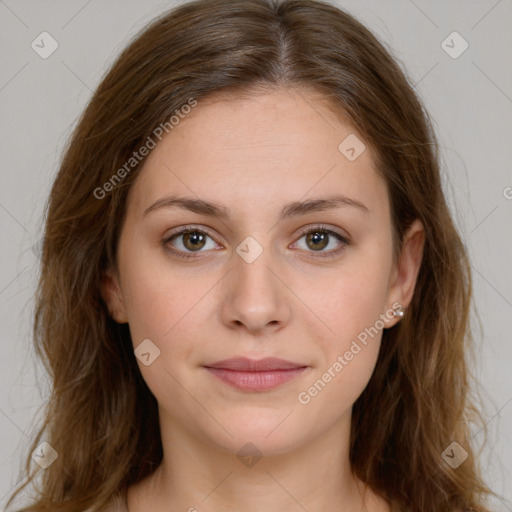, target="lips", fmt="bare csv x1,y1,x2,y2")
203,357,309,392
203,357,306,372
